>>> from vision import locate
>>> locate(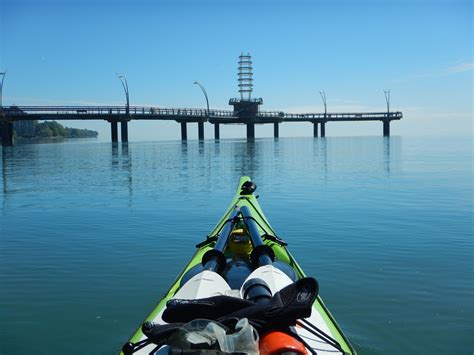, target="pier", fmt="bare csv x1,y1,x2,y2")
0,54,402,146
0,105,402,146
